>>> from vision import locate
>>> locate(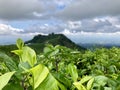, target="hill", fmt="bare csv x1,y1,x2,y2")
0,33,85,55
25,33,85,52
